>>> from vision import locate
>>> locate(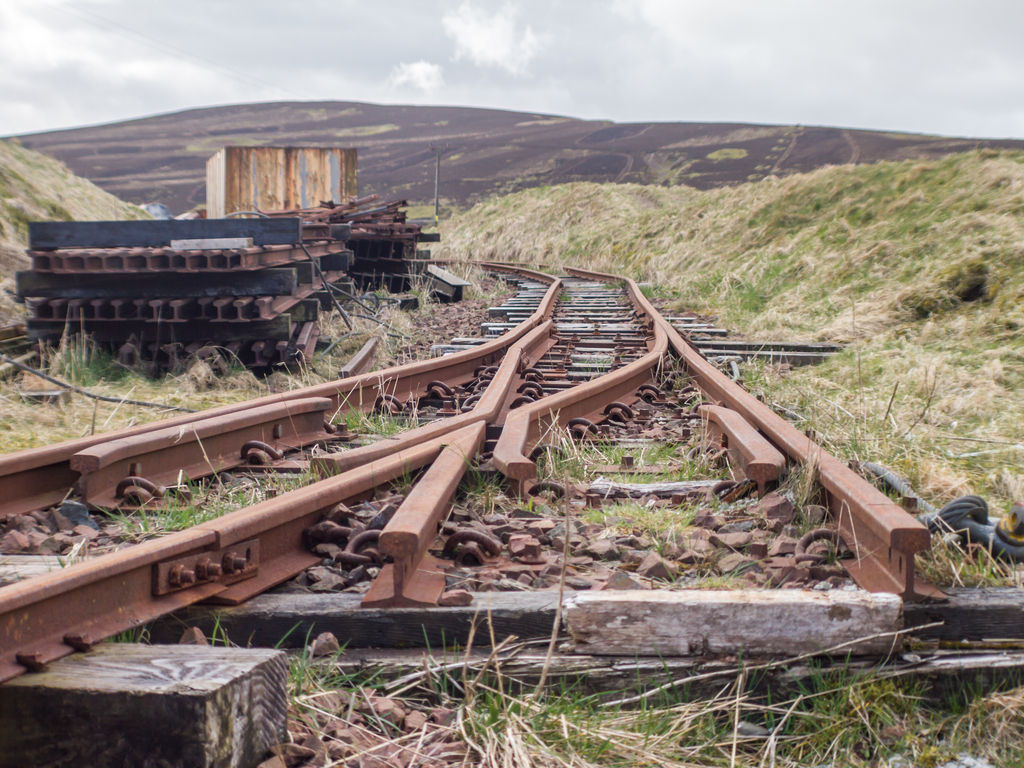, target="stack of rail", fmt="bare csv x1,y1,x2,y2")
262,195,442,293
16,217,354,370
